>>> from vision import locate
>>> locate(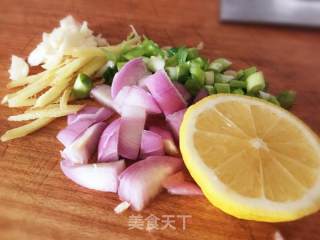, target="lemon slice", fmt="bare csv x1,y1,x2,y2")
180,94,320,222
